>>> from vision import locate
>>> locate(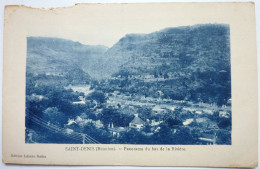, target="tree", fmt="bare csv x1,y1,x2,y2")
87,90,107,104
152,124,175,144
42,107,67,127
173,127,196,144
164,73,169,79
137,107,152,120
165,118,182,128
216,130,231,145
218,118,231,129
154,72,158,78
